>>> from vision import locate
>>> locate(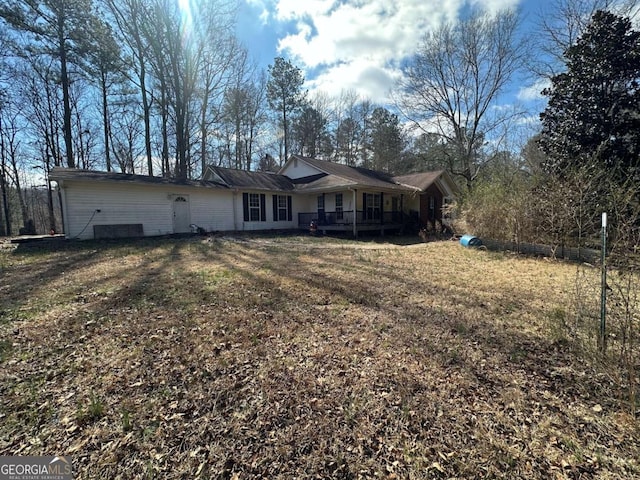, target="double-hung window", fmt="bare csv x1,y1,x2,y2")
243,193,266,222
335,193,343,220
364,193,381,221
272,194,292,222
